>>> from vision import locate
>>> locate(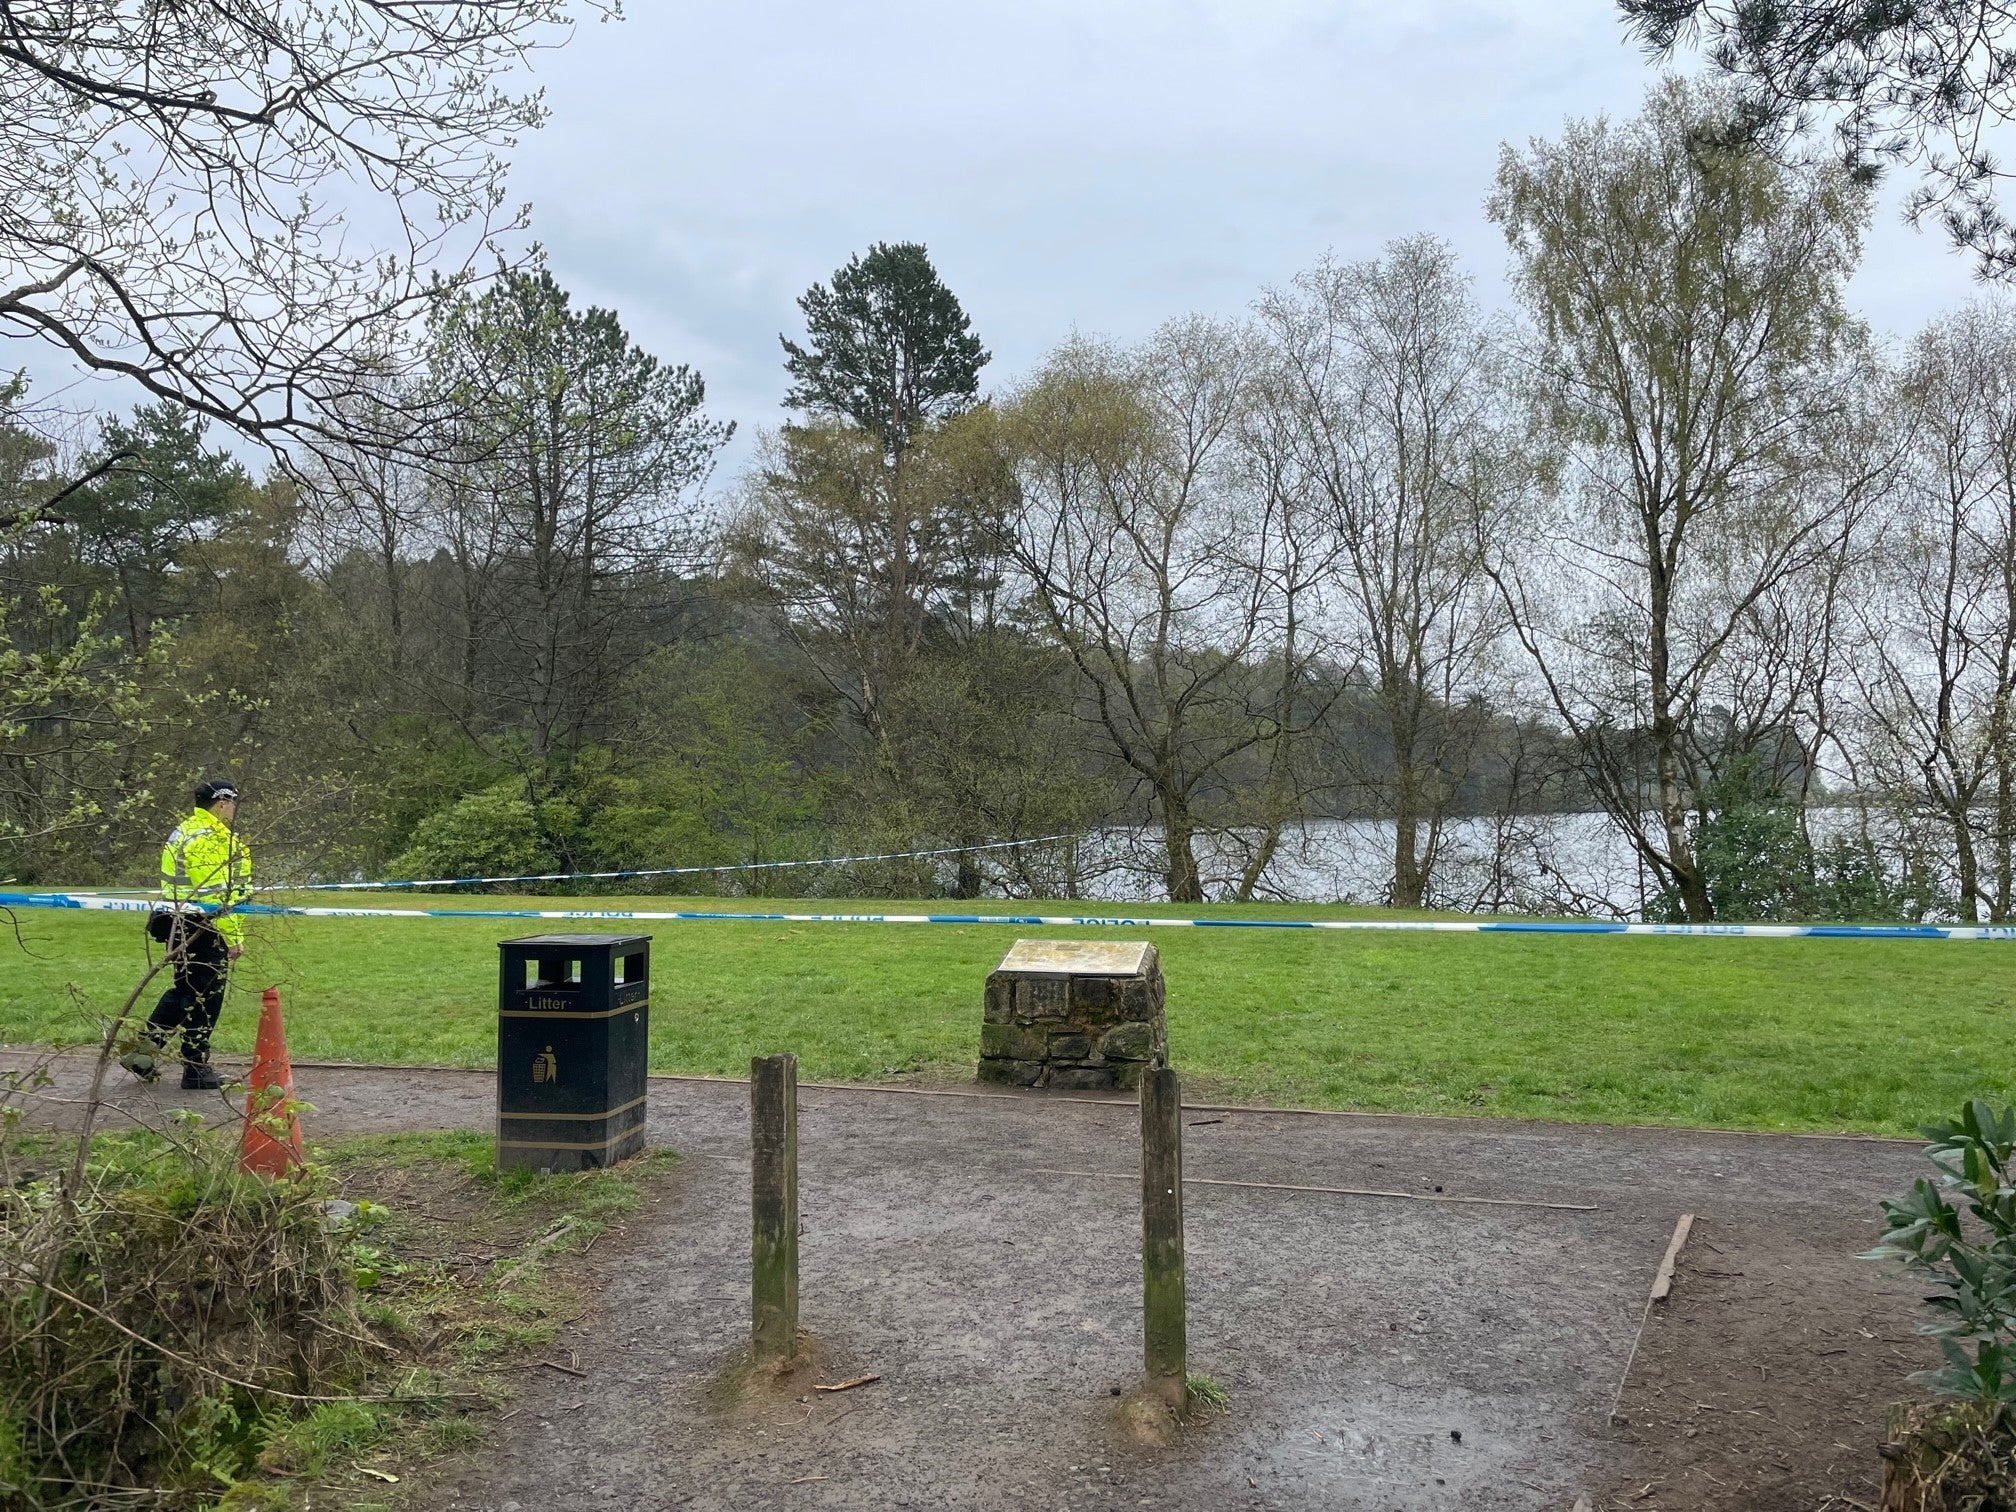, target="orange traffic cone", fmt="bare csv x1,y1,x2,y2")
239,986,305,1178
